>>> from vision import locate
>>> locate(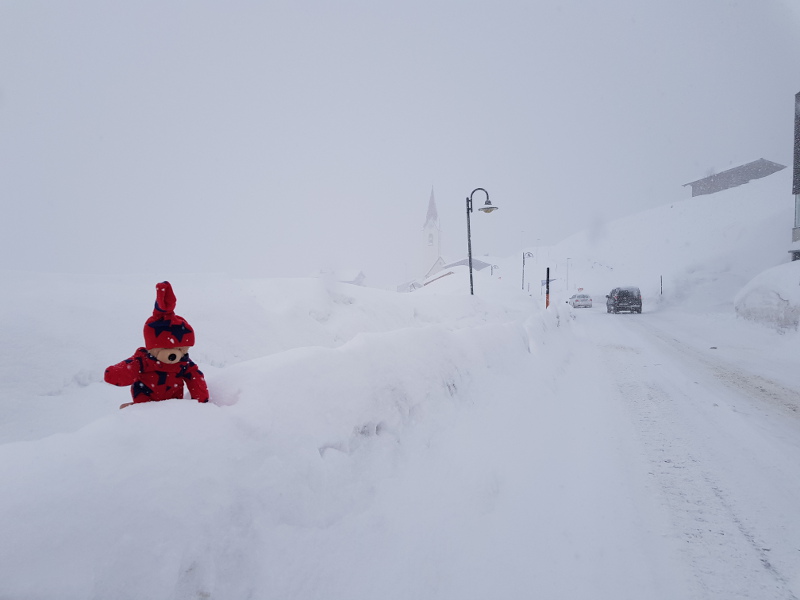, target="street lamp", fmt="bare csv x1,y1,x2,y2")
466,187,499,295
566,257,571,292
522,252,533,291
